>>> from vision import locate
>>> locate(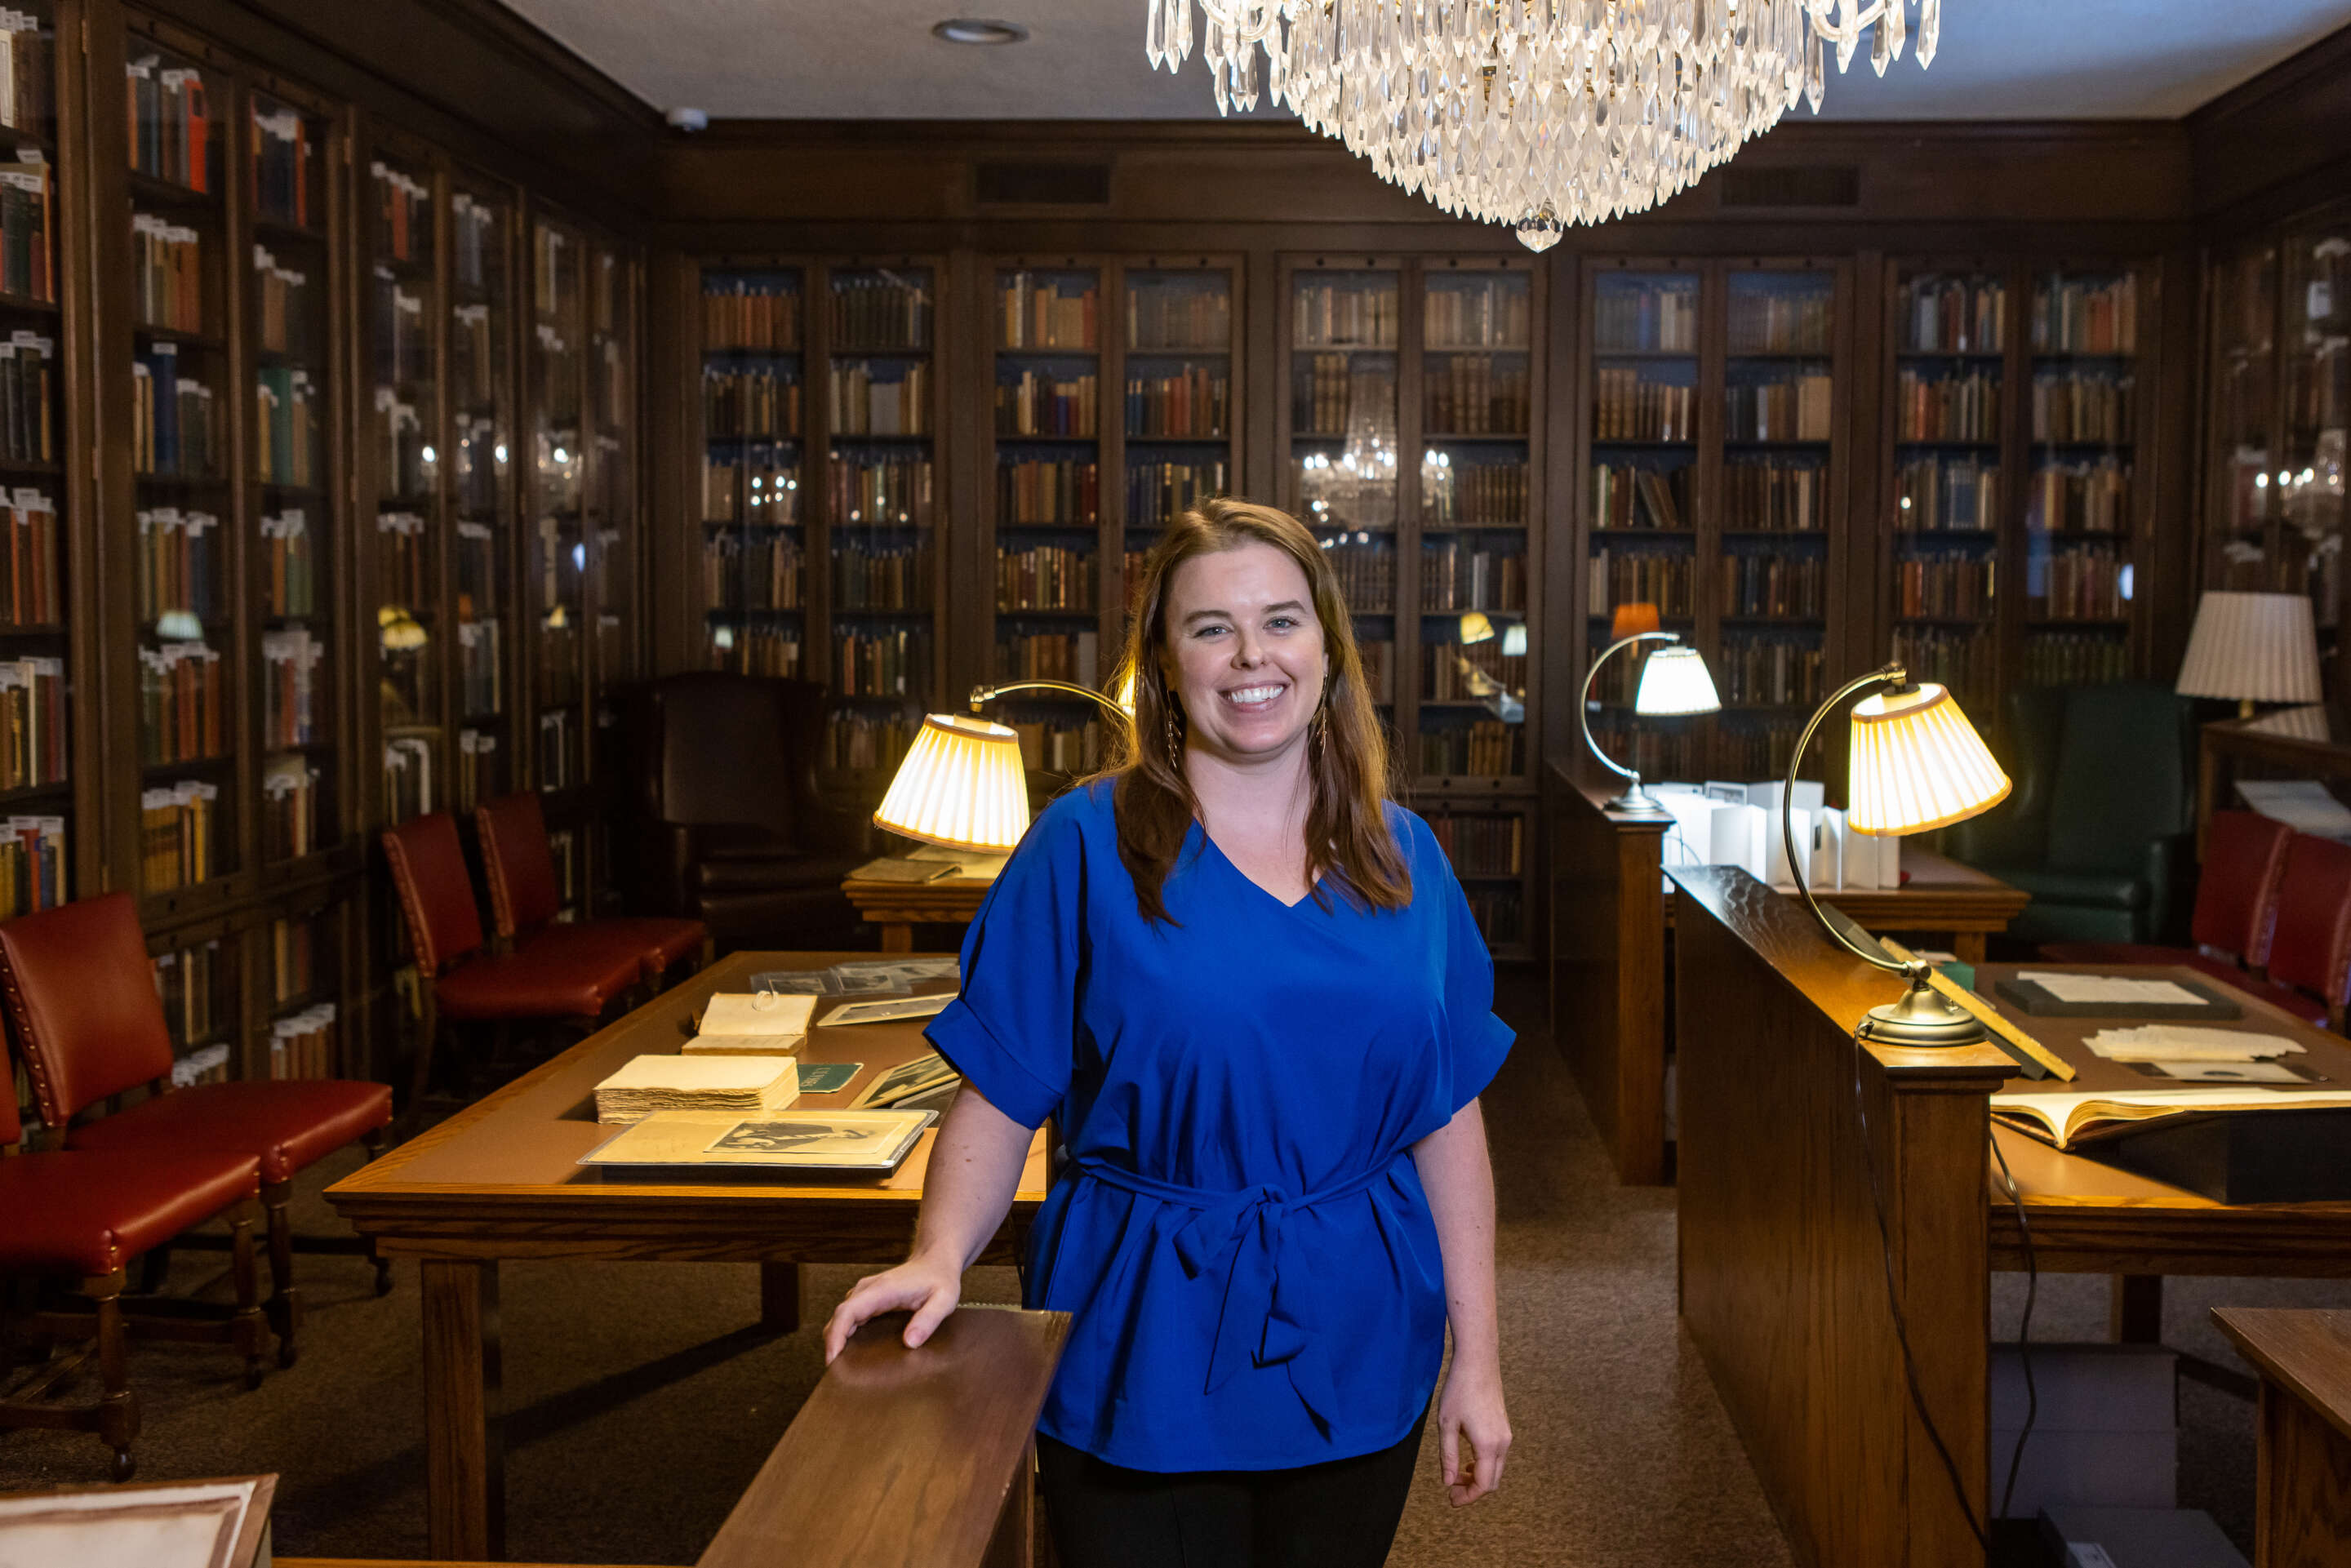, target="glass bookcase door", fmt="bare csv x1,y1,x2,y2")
0,2,66,913
1584,265,1700,783
370,149,439,824
824,264,934,780
2280,225,2350,660
1291,264,1400,721
586,241,636,908
128,34,233,895
993,264,1101,778
265,899,342,1079
2025,269,2139,687
1122,265,1233,617
1419,265,1531,786
1890,268,2005,716
451,179,512,811
531,215,587,808
251,92,332,868
154,933,233,1086
2212,244,2282,593
700,265,802,675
